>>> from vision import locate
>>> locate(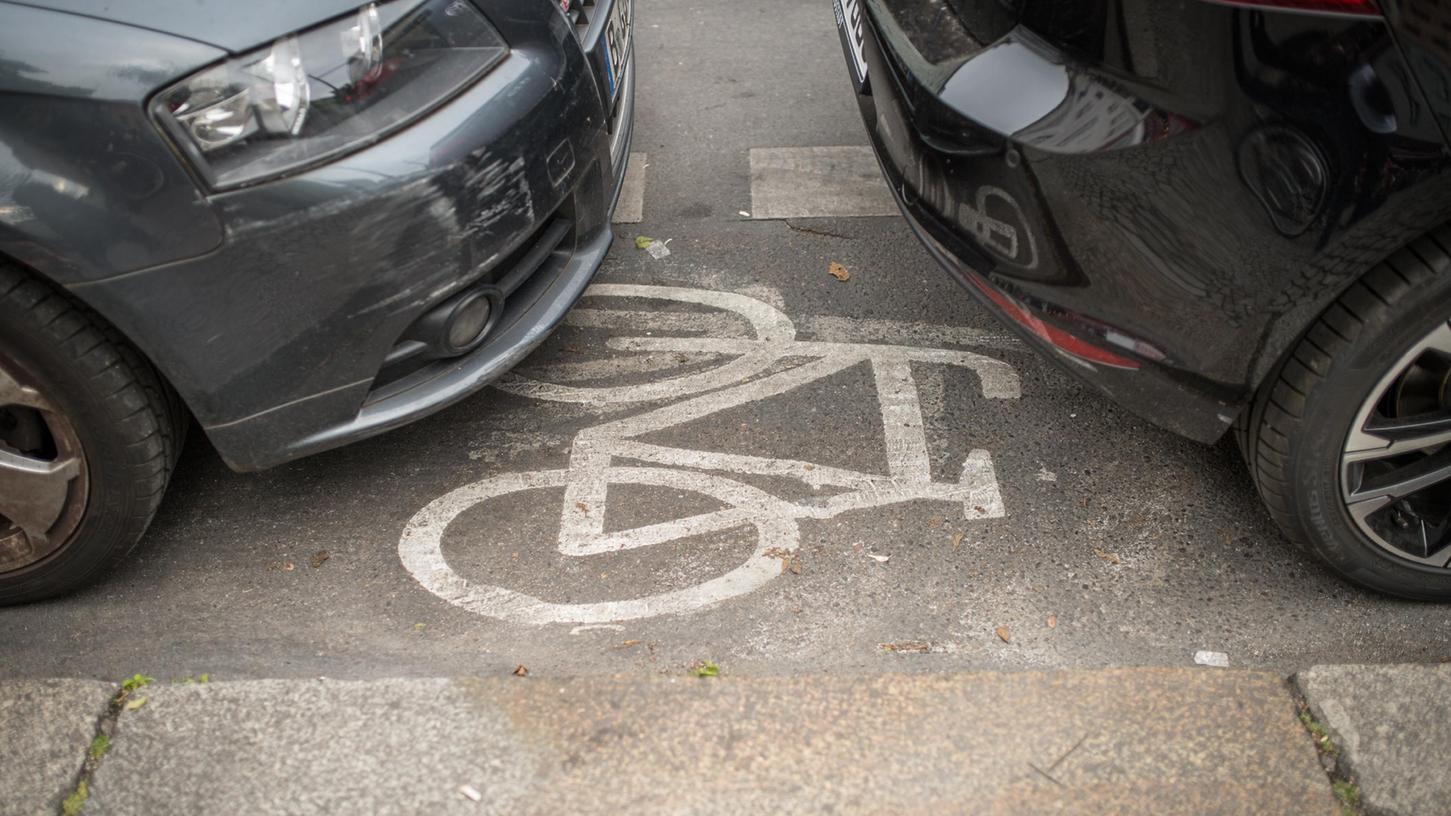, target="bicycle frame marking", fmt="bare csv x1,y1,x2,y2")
401,285,1021,624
